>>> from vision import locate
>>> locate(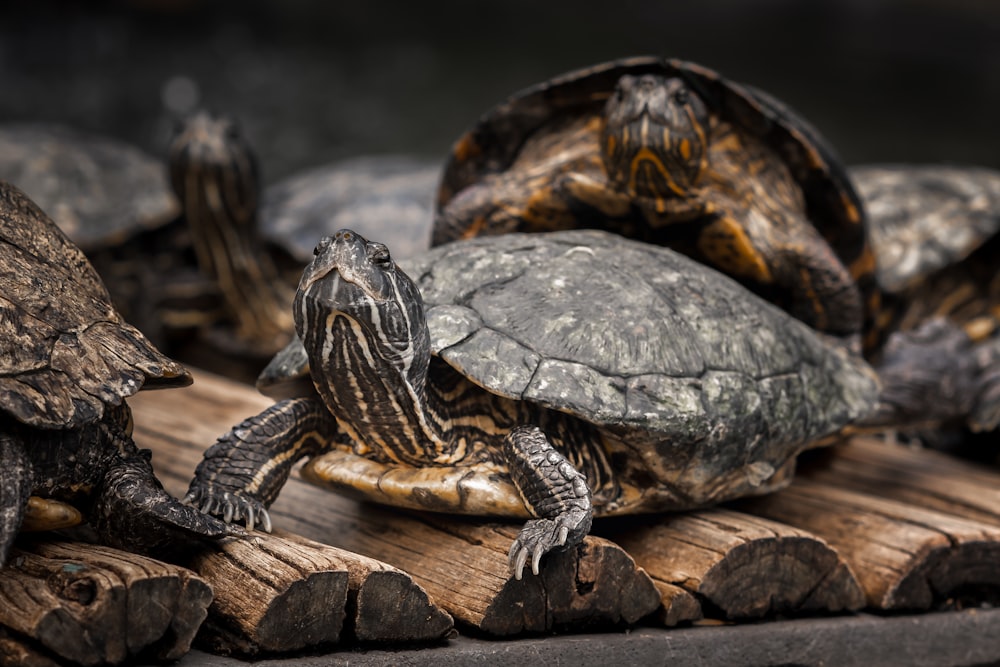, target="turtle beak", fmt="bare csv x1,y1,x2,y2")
298,229,372,295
